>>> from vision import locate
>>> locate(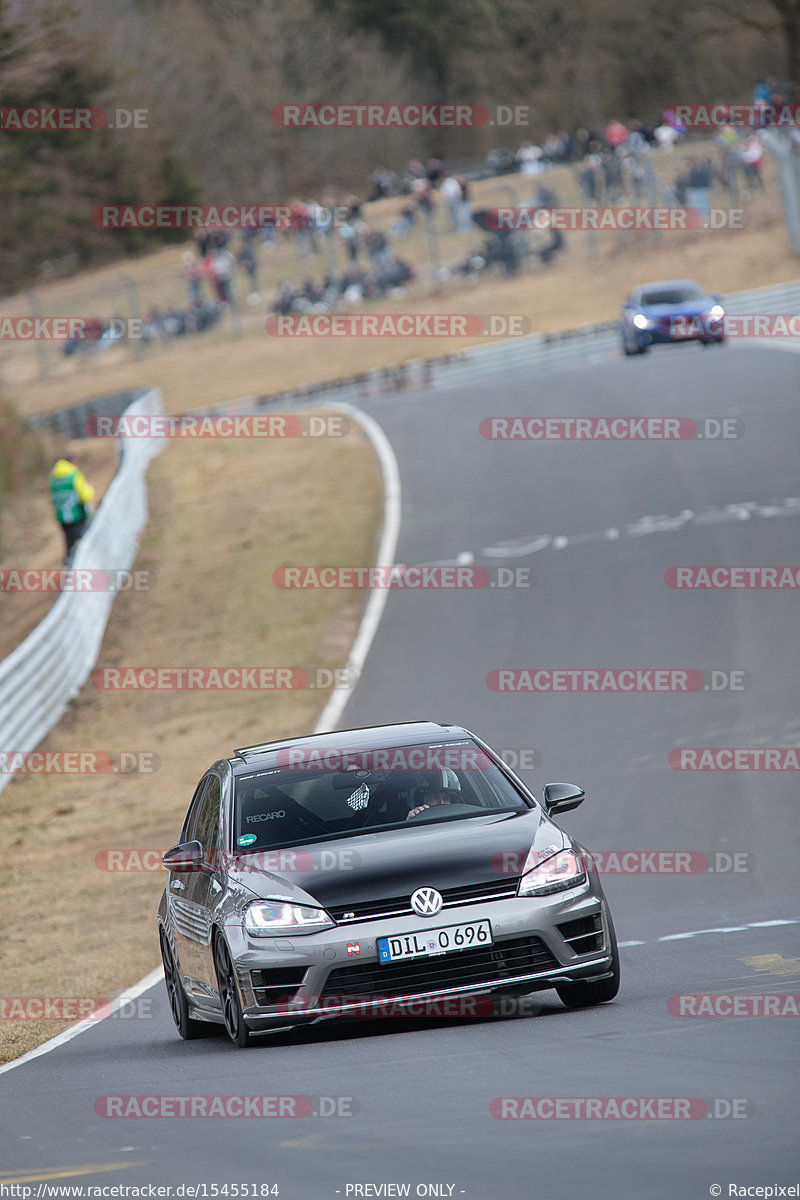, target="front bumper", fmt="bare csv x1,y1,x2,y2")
222,886,615,1032
636,317,725,346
